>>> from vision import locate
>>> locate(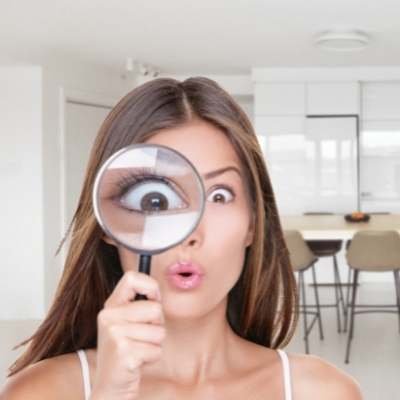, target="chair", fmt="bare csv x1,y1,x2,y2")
344,230,400,363
284,230,324,354
306,239,346,333
303,212,346,332
344,212,391,330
